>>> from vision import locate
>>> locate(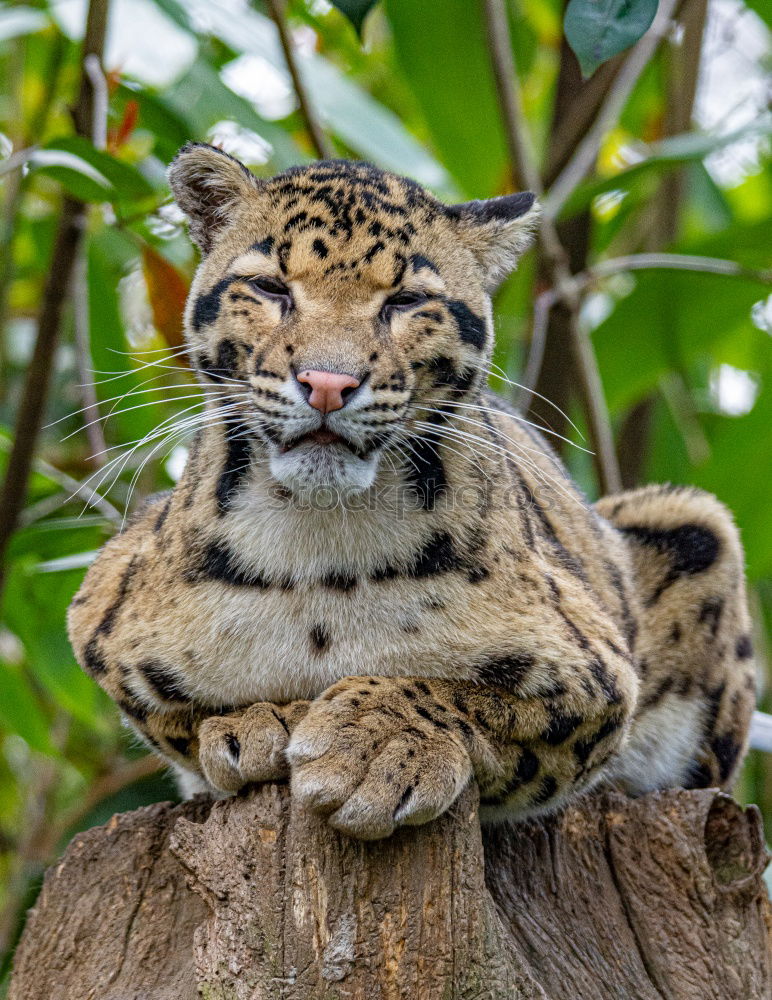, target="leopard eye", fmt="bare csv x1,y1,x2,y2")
381,289,427,319
247,275,293,304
